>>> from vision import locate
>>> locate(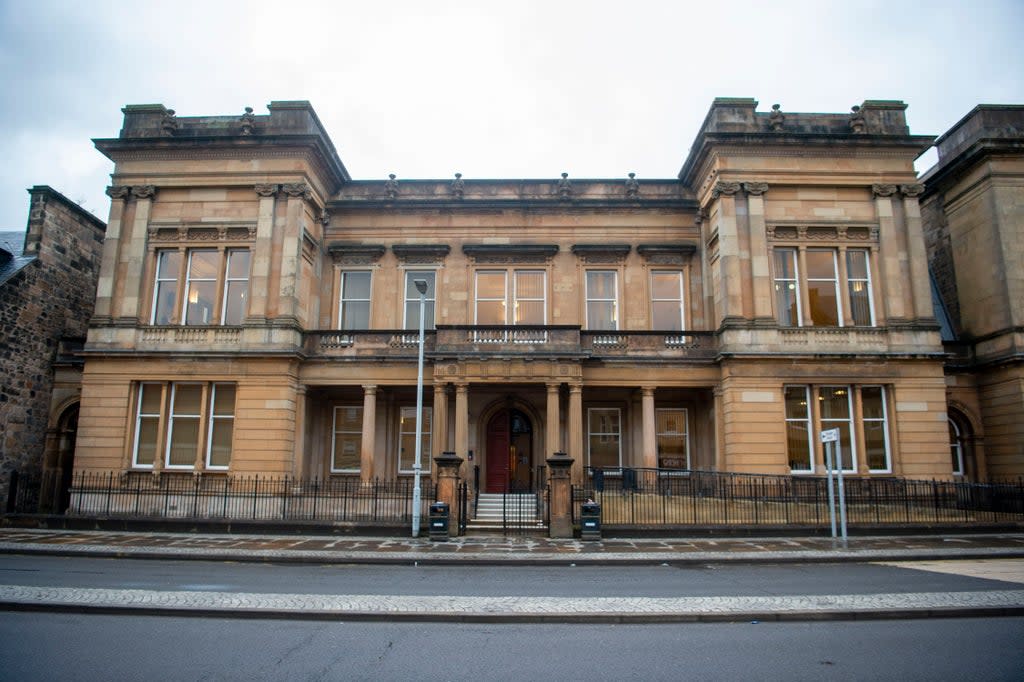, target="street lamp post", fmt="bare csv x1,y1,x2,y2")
410,278,428,537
